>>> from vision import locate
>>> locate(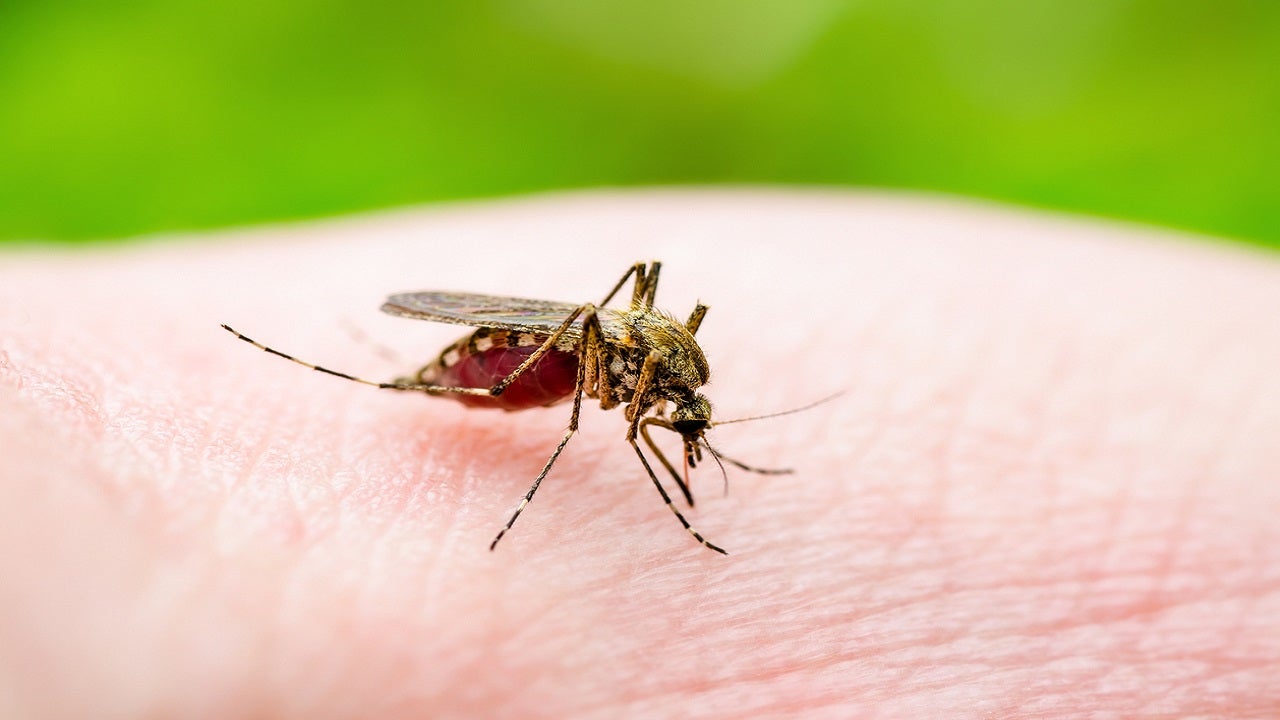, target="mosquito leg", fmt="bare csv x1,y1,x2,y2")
487,304,592,396
641,261,661,307
640,417,695,506
599,262,644,307
625,350,663,440
222,324,496,396
628,264,648,307
489,310,601,550
222,324,411,390
580,309,611,406
685,303,708,335
488,388,582,550
631,439,726,554
594,260,662,310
